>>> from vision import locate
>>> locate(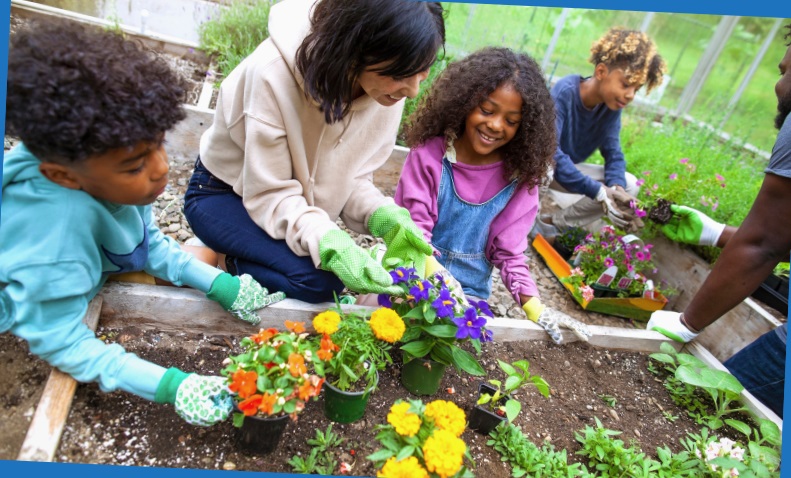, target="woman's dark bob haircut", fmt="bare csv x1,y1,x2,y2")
296,0,445,124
